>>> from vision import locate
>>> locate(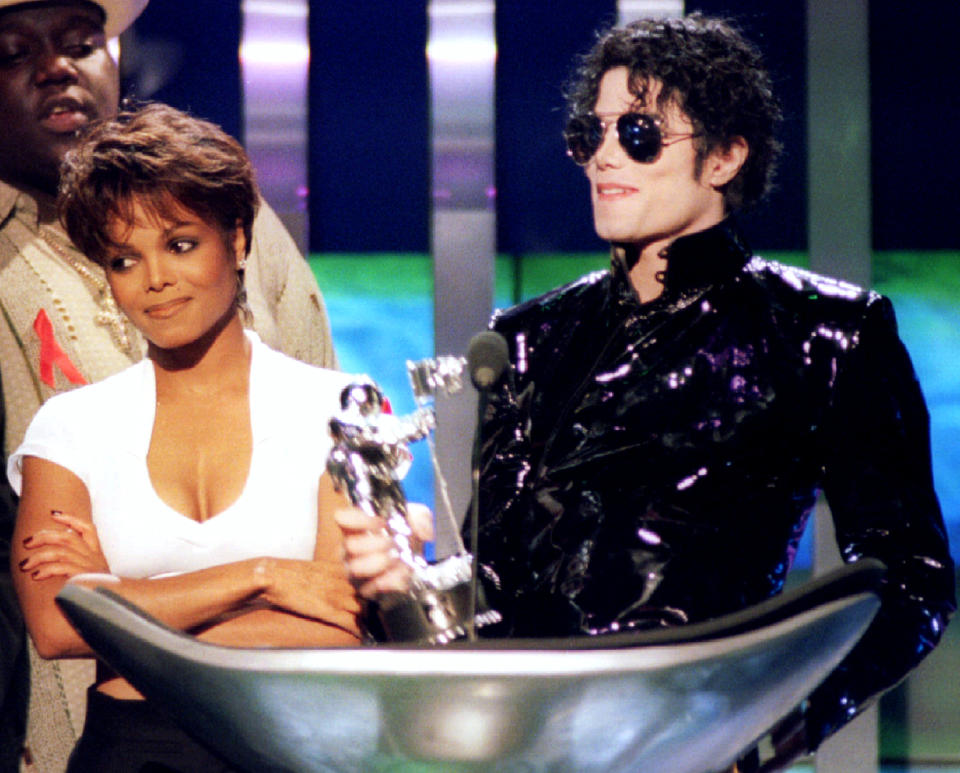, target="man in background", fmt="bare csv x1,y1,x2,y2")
0,1,337,768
